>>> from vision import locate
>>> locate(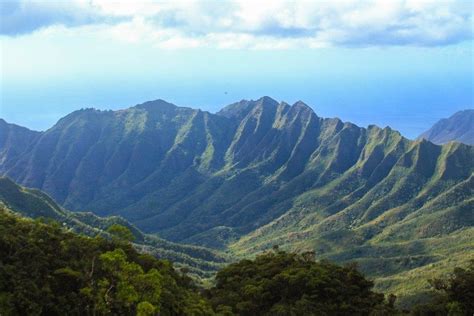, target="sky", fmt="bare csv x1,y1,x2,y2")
0,0,473,139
